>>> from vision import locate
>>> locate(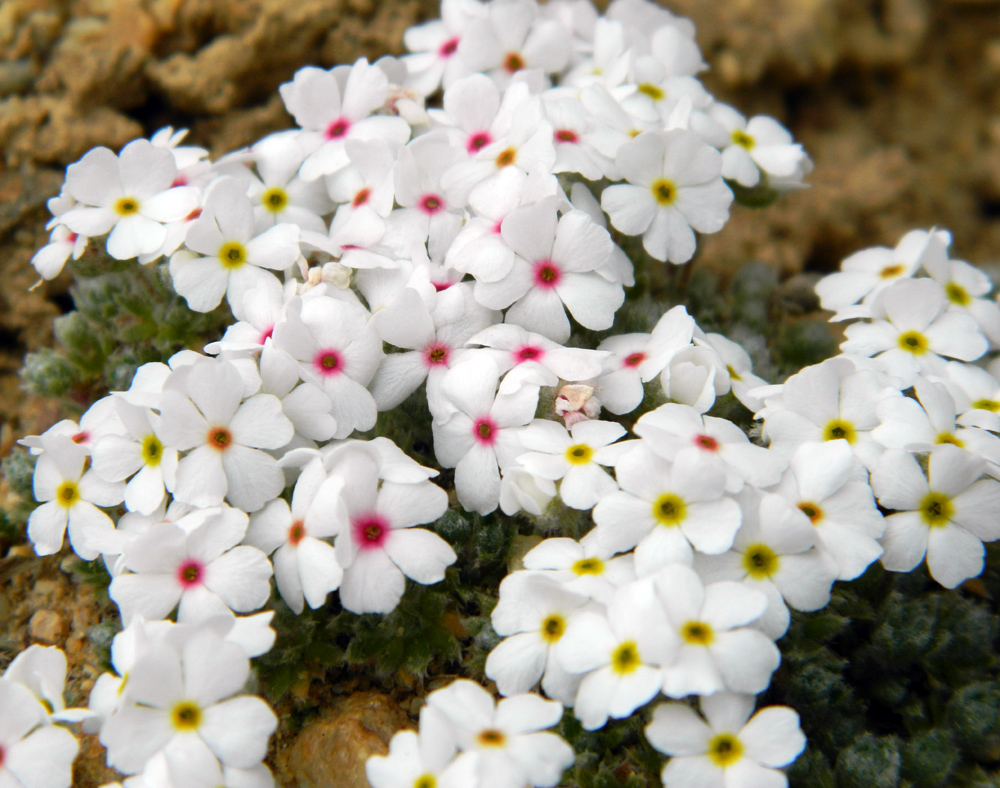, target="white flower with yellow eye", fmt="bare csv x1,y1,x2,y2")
92,398,177,516
99,626,277,779
27,435,124,560
486,571,589,705
645,693,805,788
516,418,630,510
